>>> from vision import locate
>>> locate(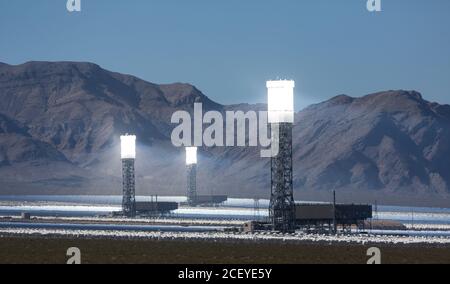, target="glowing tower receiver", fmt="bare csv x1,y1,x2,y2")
186,147,197,206
121,135,136,217
267,80,295,123
121,135,136,159
267,80,296,233
186,147,198,165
